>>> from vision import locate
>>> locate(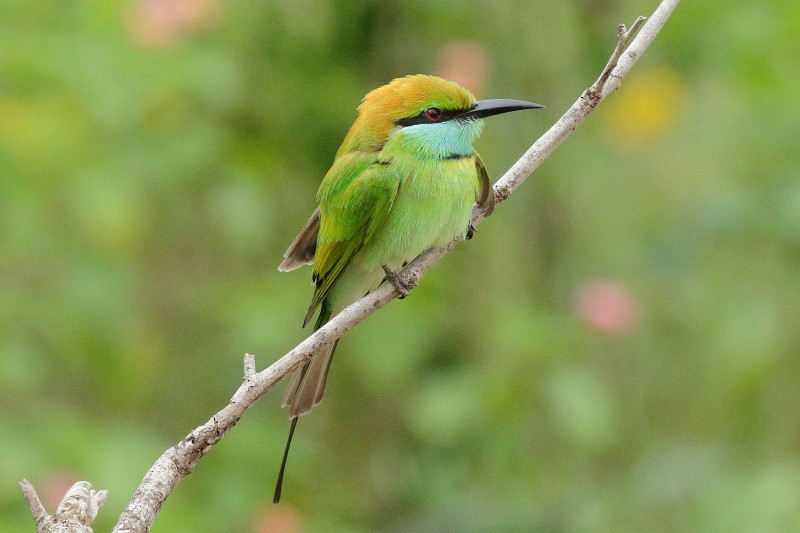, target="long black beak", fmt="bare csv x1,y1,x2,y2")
461,99,544,119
